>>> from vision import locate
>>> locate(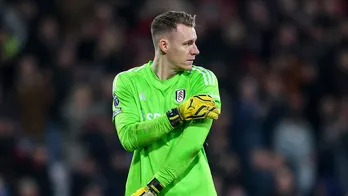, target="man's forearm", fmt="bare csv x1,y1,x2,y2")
117,115,174,152
154,119,213,187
